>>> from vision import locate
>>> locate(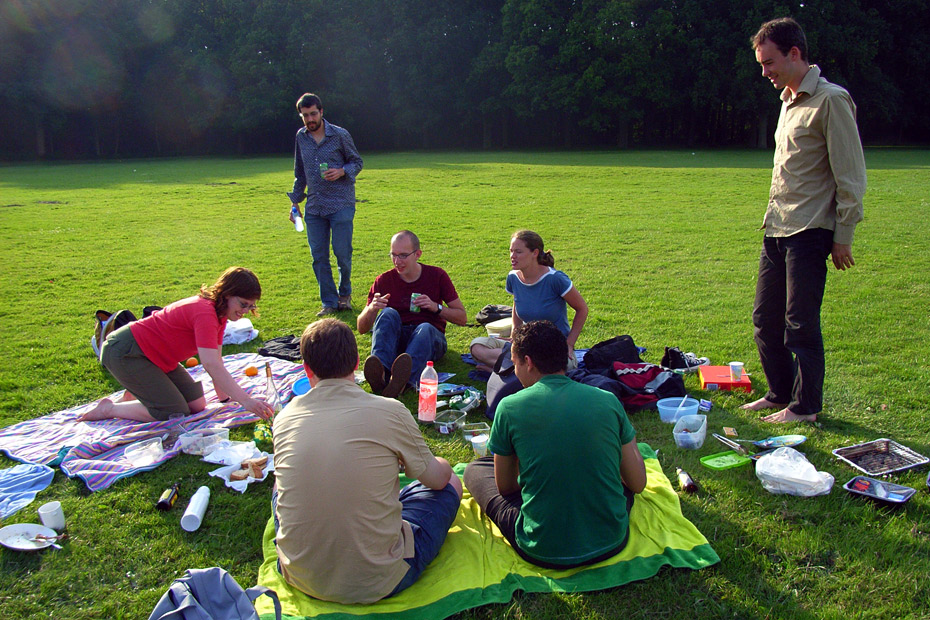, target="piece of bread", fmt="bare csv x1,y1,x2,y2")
244,456,268,469
230,468,249,481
